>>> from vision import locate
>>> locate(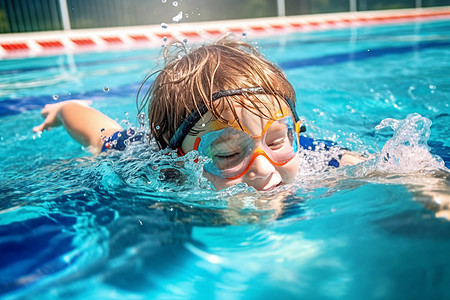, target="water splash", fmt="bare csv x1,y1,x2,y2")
172,11,183,23
375,113,445,173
